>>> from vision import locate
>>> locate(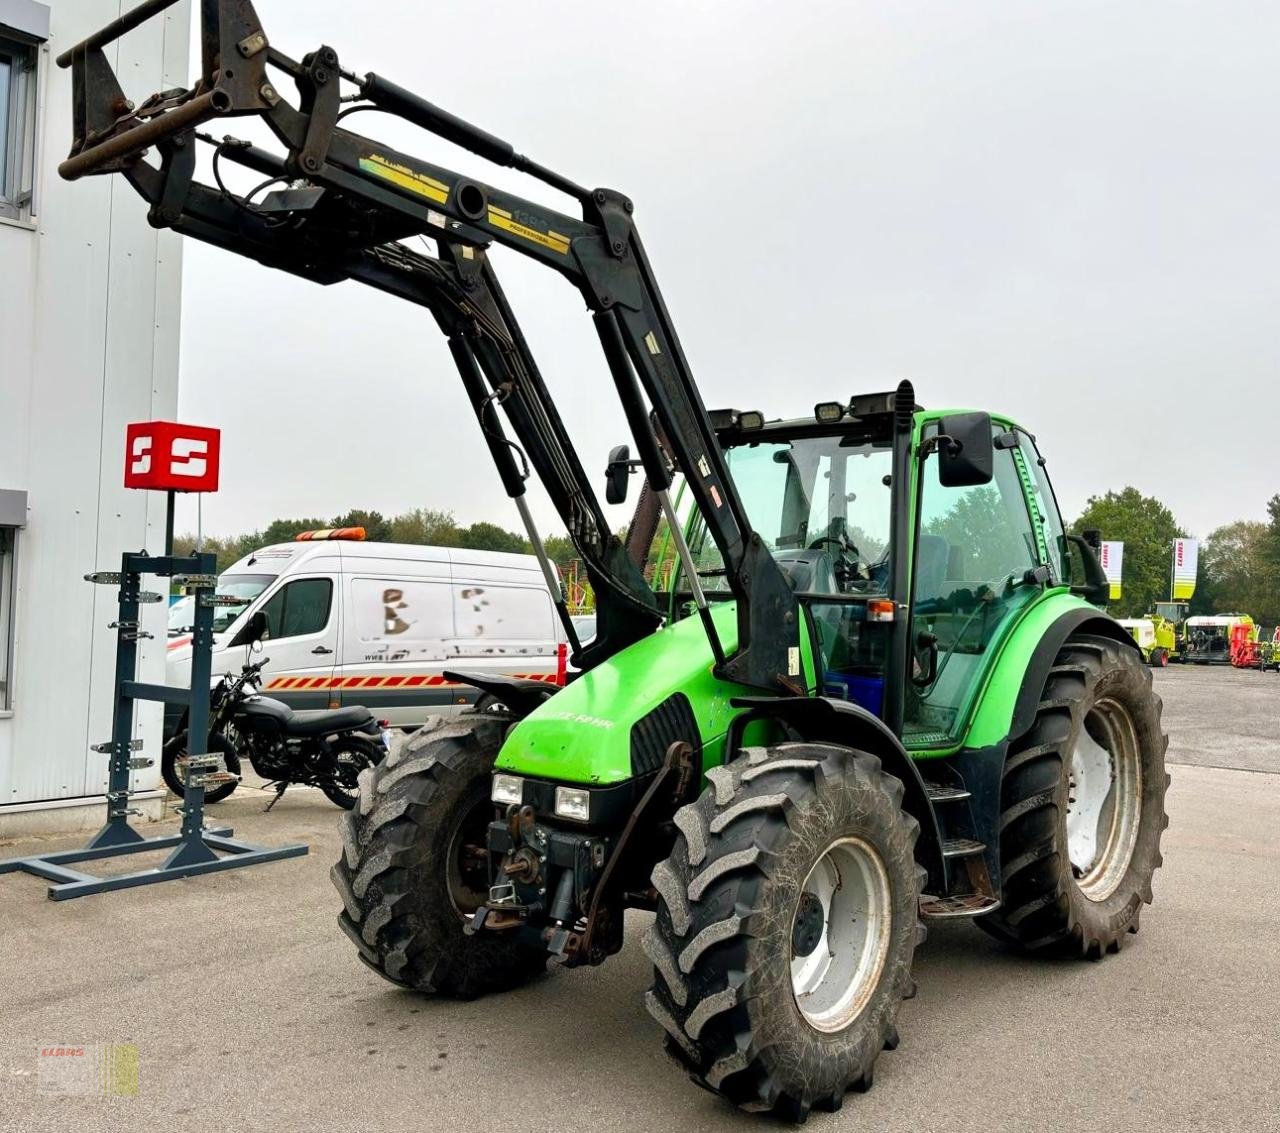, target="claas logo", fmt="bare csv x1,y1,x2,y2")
124,421,220,492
